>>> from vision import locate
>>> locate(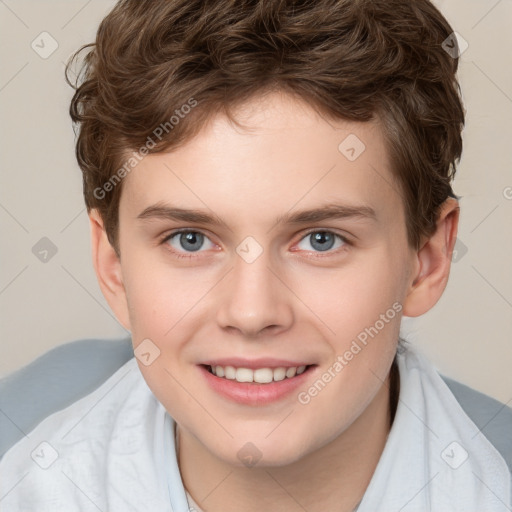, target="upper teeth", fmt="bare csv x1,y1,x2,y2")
210,365,307,383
